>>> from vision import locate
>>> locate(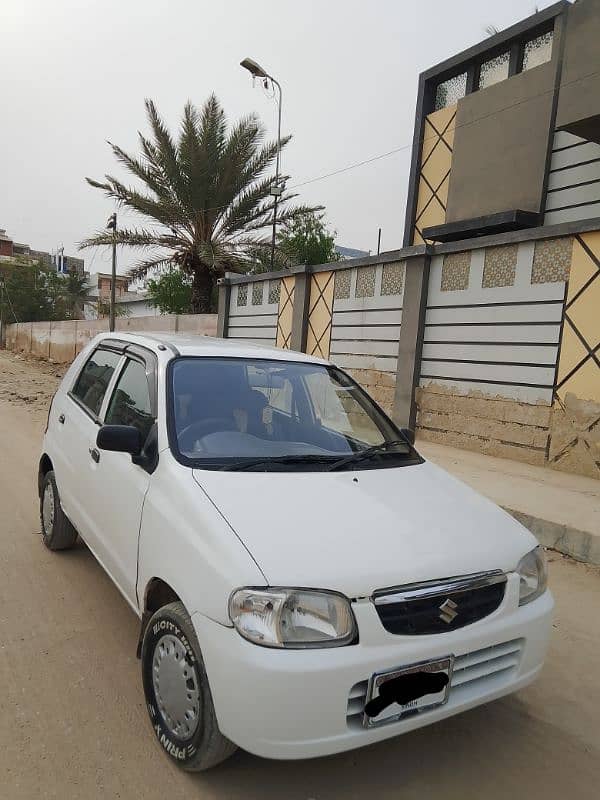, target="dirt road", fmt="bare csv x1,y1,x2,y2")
0,350,599,799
